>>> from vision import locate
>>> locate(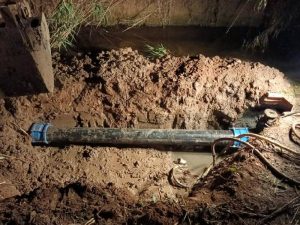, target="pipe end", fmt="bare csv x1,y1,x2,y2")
30,123,51,144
